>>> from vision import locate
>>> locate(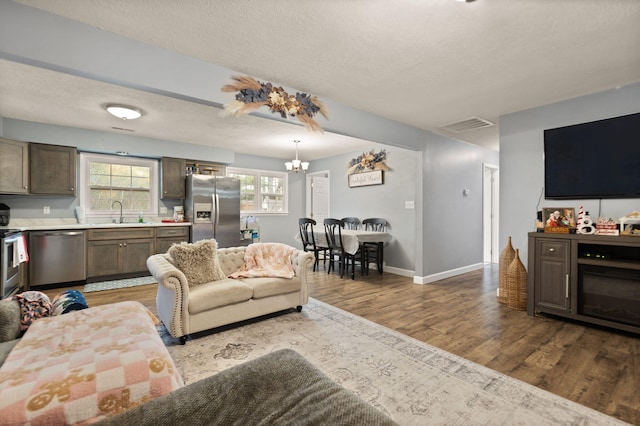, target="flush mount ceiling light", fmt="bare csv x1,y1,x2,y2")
285,140,309,173
105,104,144,120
